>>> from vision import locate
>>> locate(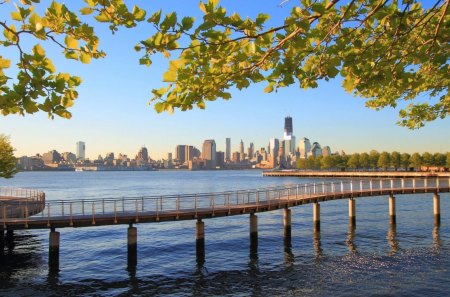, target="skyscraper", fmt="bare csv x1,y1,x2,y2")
175,145,187,163
239,139,244,160
298,137,311,159
248,142,254,161
284,116,293,140
76,141,85,160
137,146,149,163
202,139,216,169
225,138,231,162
